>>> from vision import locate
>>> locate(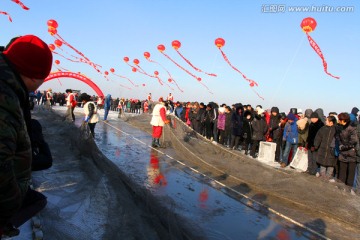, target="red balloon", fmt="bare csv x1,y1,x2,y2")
144,52,150,59
142,83,146,86
250,82,254,87
157,44,165,52
300,17,317,33
133,59,140,65
48,27,57,36
168,78,172,82
172,40,181,50
55,60,60,65
47,19,58,29
215,38,225,48
54,39,62,47
132,67,137,72
110,68,115,73
104,71,109,75
154,71,159,76
123,57,129,62
197,77,202,81
48,44,55,51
